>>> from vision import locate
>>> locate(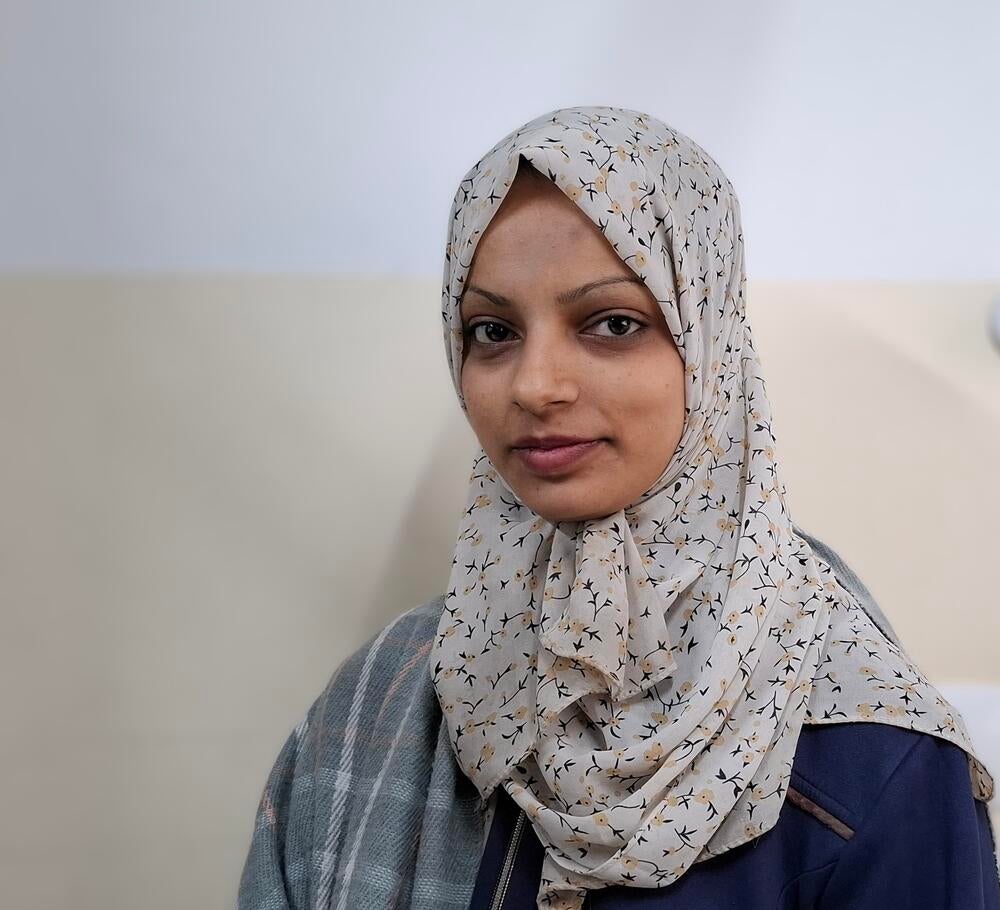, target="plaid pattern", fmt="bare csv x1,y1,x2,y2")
236,525,902,910
237,597,488,910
